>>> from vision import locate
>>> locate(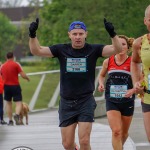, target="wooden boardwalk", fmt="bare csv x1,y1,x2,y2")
0,109,136,150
